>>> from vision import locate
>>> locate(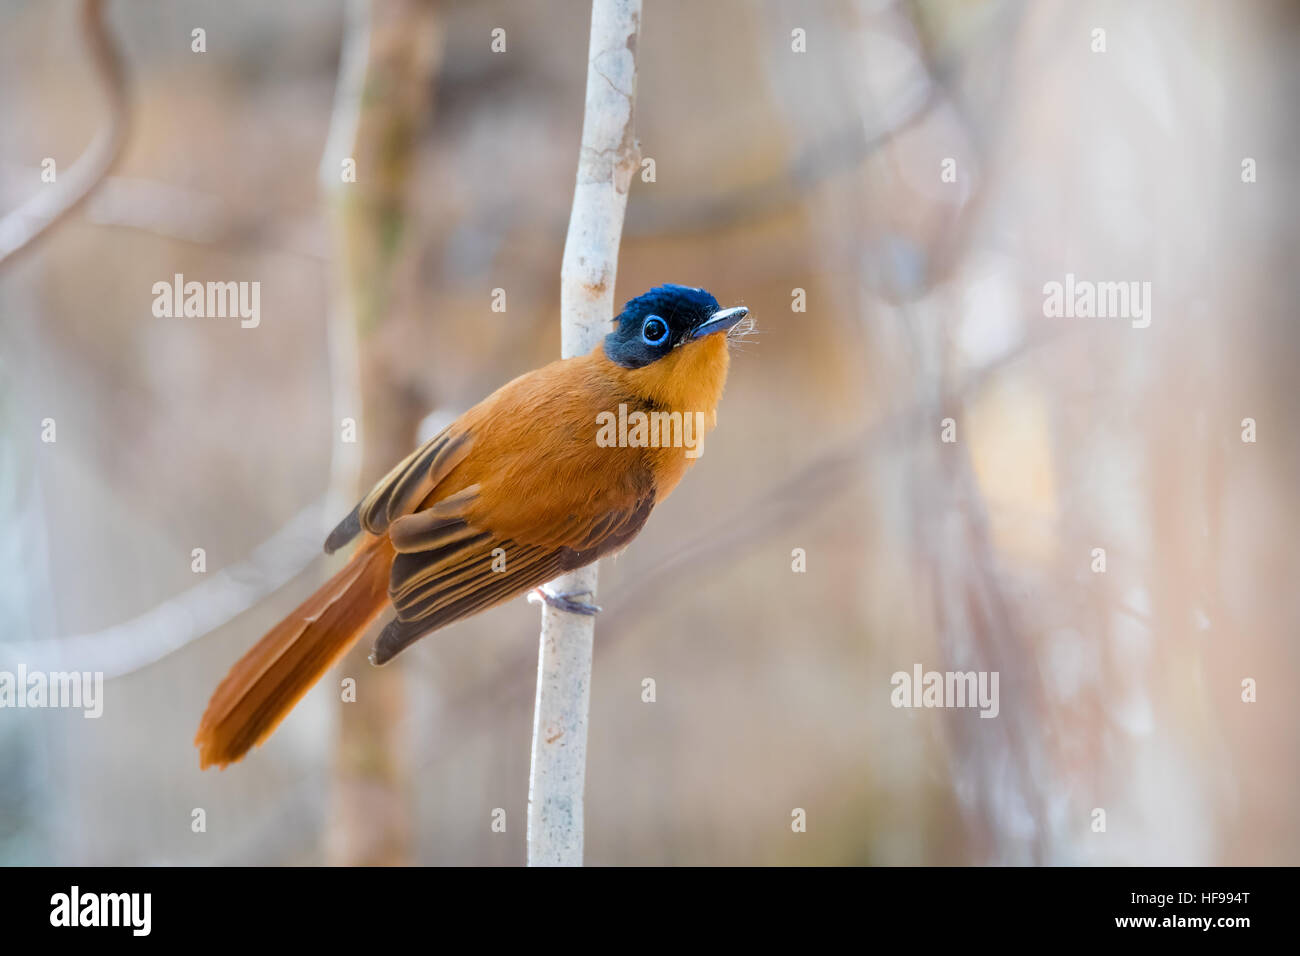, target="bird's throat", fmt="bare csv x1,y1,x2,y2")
612,334,731,417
